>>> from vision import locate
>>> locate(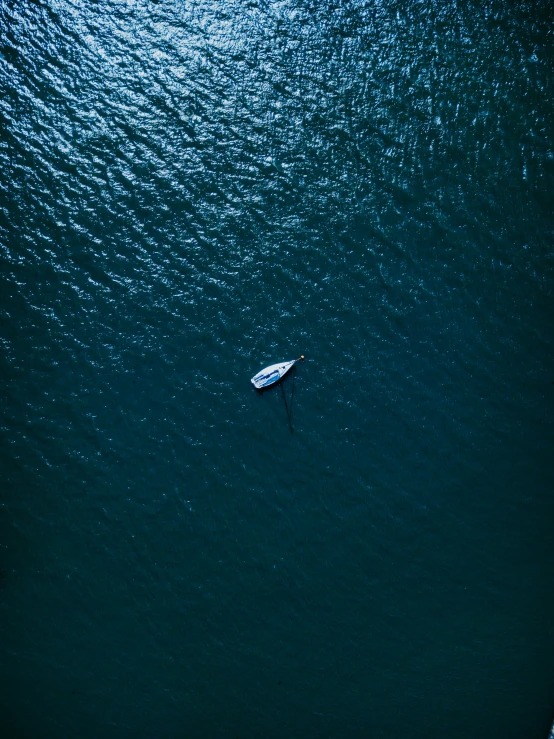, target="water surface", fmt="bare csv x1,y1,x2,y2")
1,1,553,736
